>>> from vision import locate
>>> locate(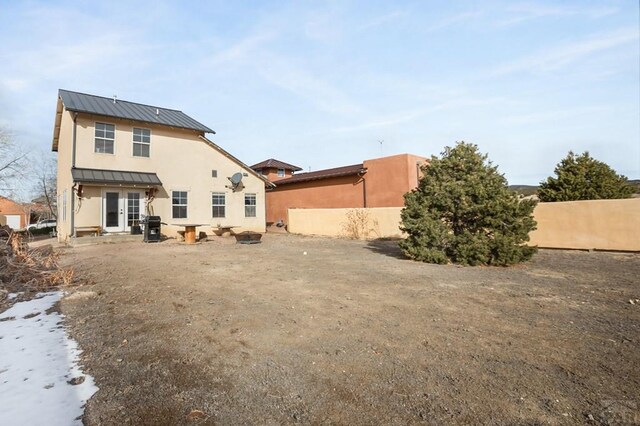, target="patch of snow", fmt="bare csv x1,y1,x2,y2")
6,292,20,300
0,292,98,425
